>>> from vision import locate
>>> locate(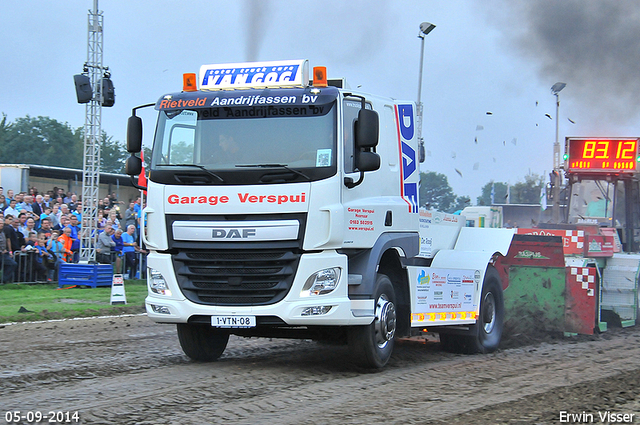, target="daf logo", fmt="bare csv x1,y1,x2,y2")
212,228,257,239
